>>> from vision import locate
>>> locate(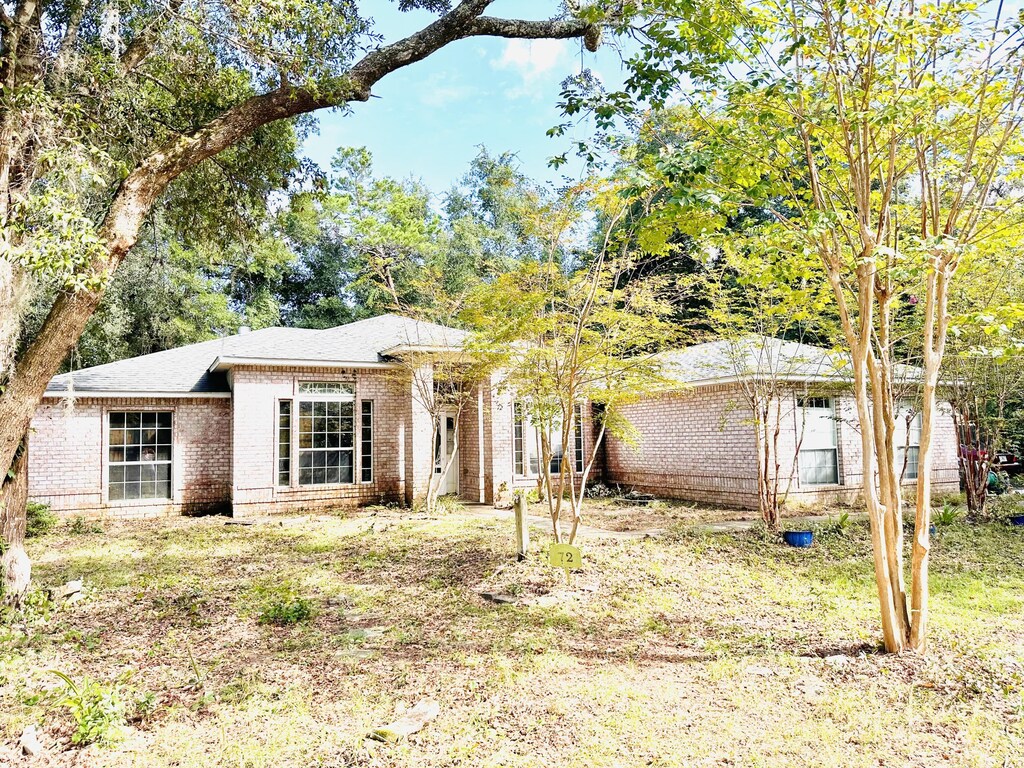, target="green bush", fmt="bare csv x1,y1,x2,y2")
258,596,314,626
26,501,58,538
67,516,104,535
51,671,126,745
934,501,962,526
987,494,1024,522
